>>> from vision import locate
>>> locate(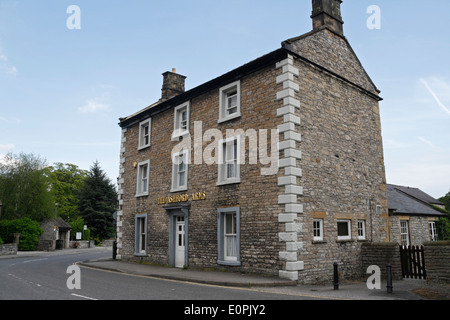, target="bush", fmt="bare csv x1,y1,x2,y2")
0,218,43,251
437,216,450,241
69,216,91,241
0,237,3,245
